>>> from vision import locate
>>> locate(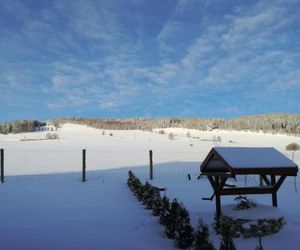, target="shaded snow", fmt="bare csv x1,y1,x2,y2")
222,203,284,220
